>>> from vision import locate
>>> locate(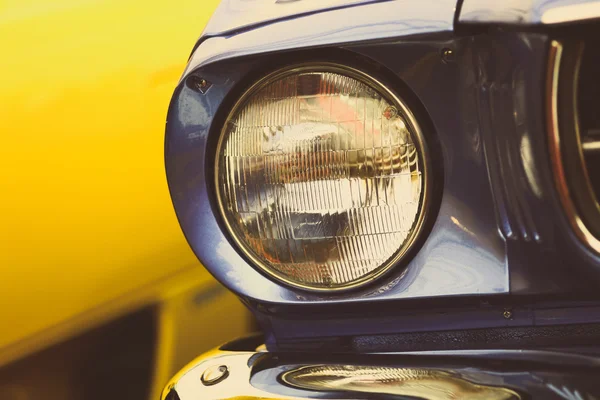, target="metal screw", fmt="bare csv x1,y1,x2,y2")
503,309,513,319
187,76,211,93
201,365,229,386
441,48,455,63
